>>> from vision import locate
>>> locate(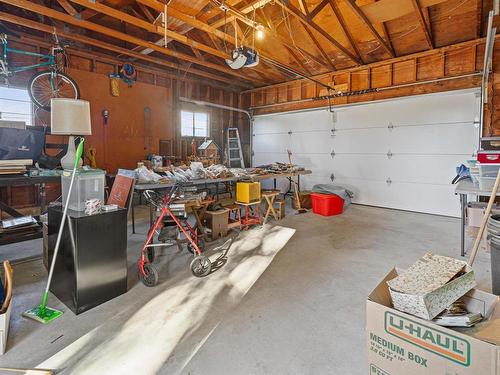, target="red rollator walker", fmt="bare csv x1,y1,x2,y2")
138,184,211,286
